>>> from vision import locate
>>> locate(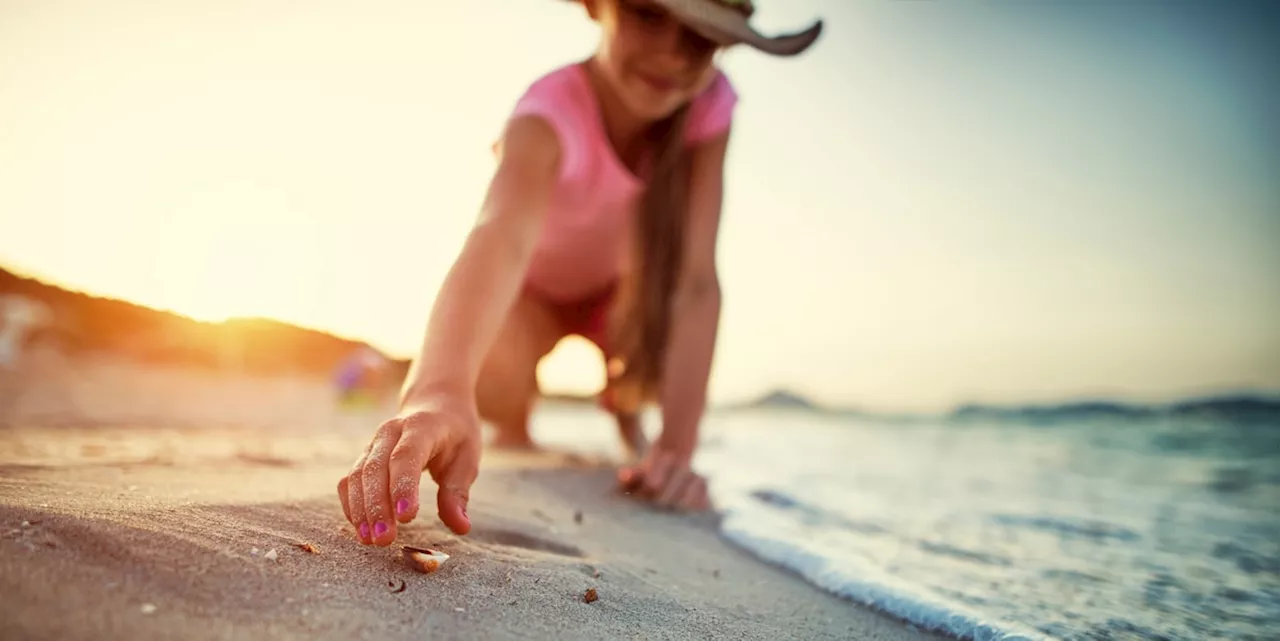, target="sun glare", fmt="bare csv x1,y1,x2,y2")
145,183,327,325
